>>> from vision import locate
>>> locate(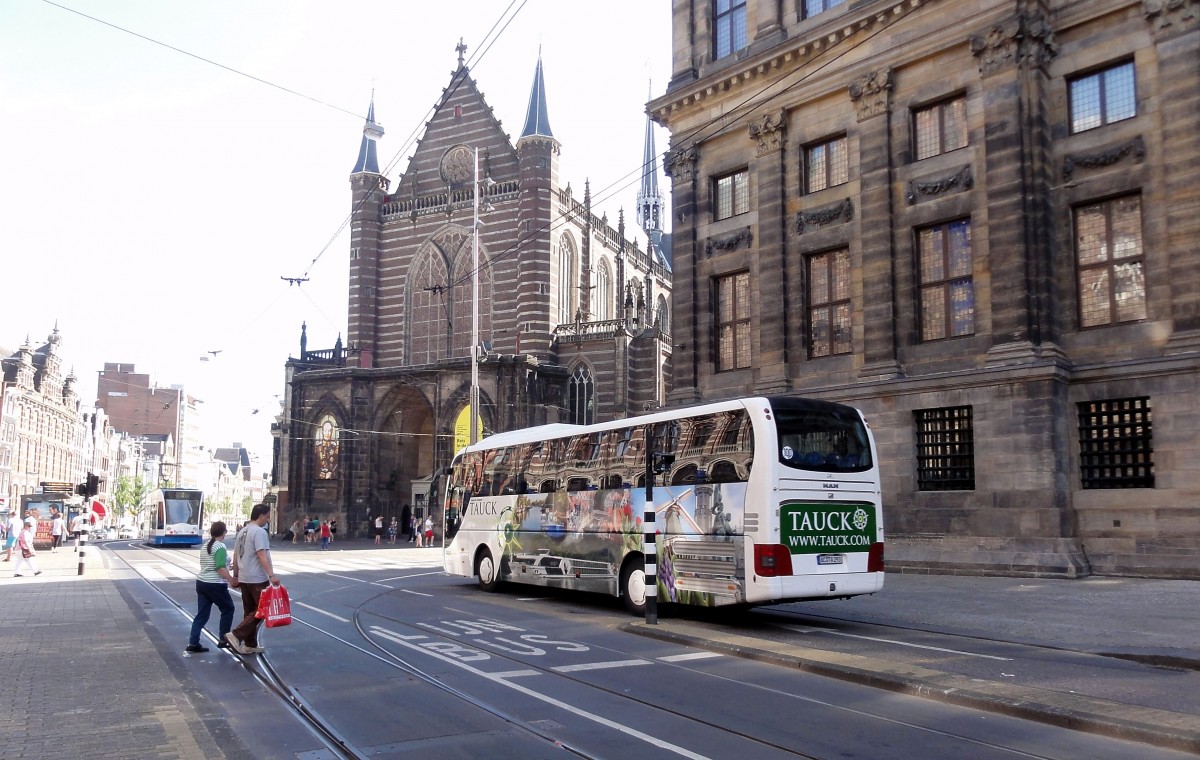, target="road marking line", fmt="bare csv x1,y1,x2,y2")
777,624,1013,661
294,602,349,623
658,652,723,662
551,659,651,673
402,588,433,597
366,625,709,759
